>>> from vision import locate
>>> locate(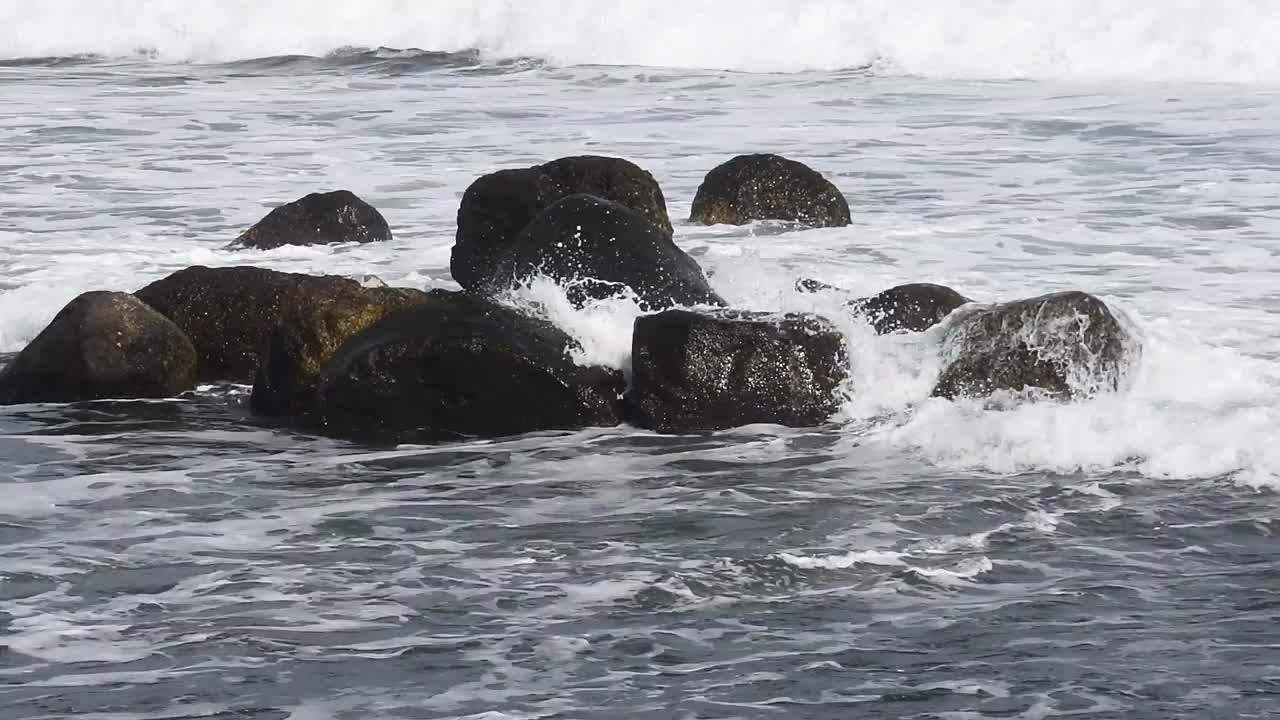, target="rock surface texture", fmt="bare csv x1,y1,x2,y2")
627,309,848,433
452,155,672,291
135,265,366,382
486,194,724,309
933,291,1138,400
0,291,197,404
690,154,851,227
852,283,970,334
314,293,625,441
250,285,432,416
231,190,392,250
